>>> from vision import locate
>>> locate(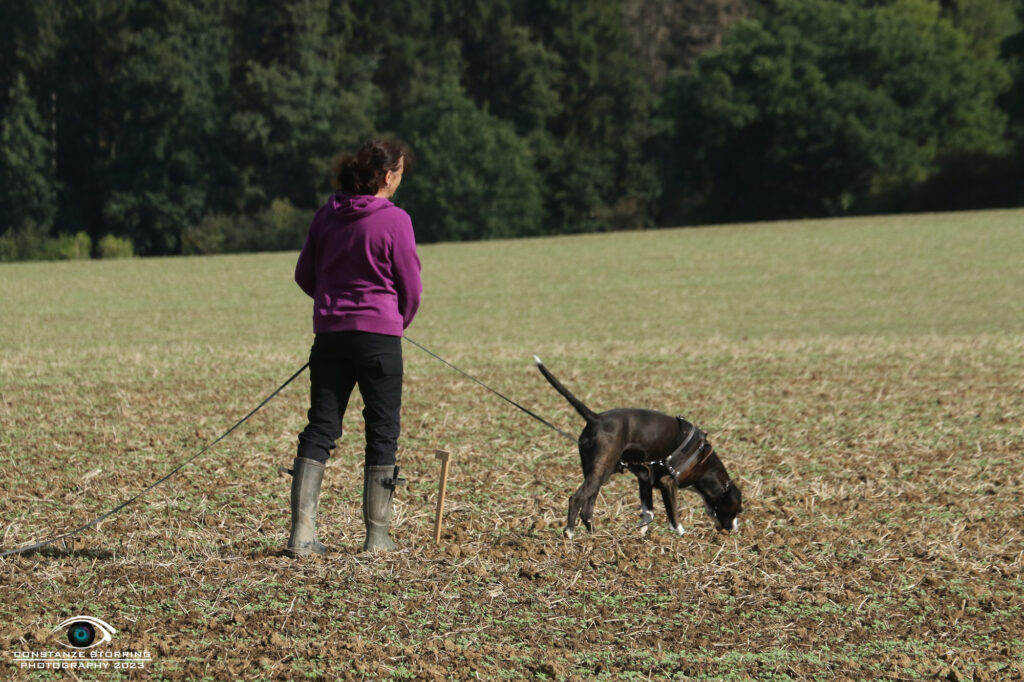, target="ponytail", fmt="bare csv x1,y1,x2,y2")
331,139,411,195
